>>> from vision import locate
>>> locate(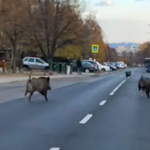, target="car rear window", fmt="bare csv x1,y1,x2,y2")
36,59,44,64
